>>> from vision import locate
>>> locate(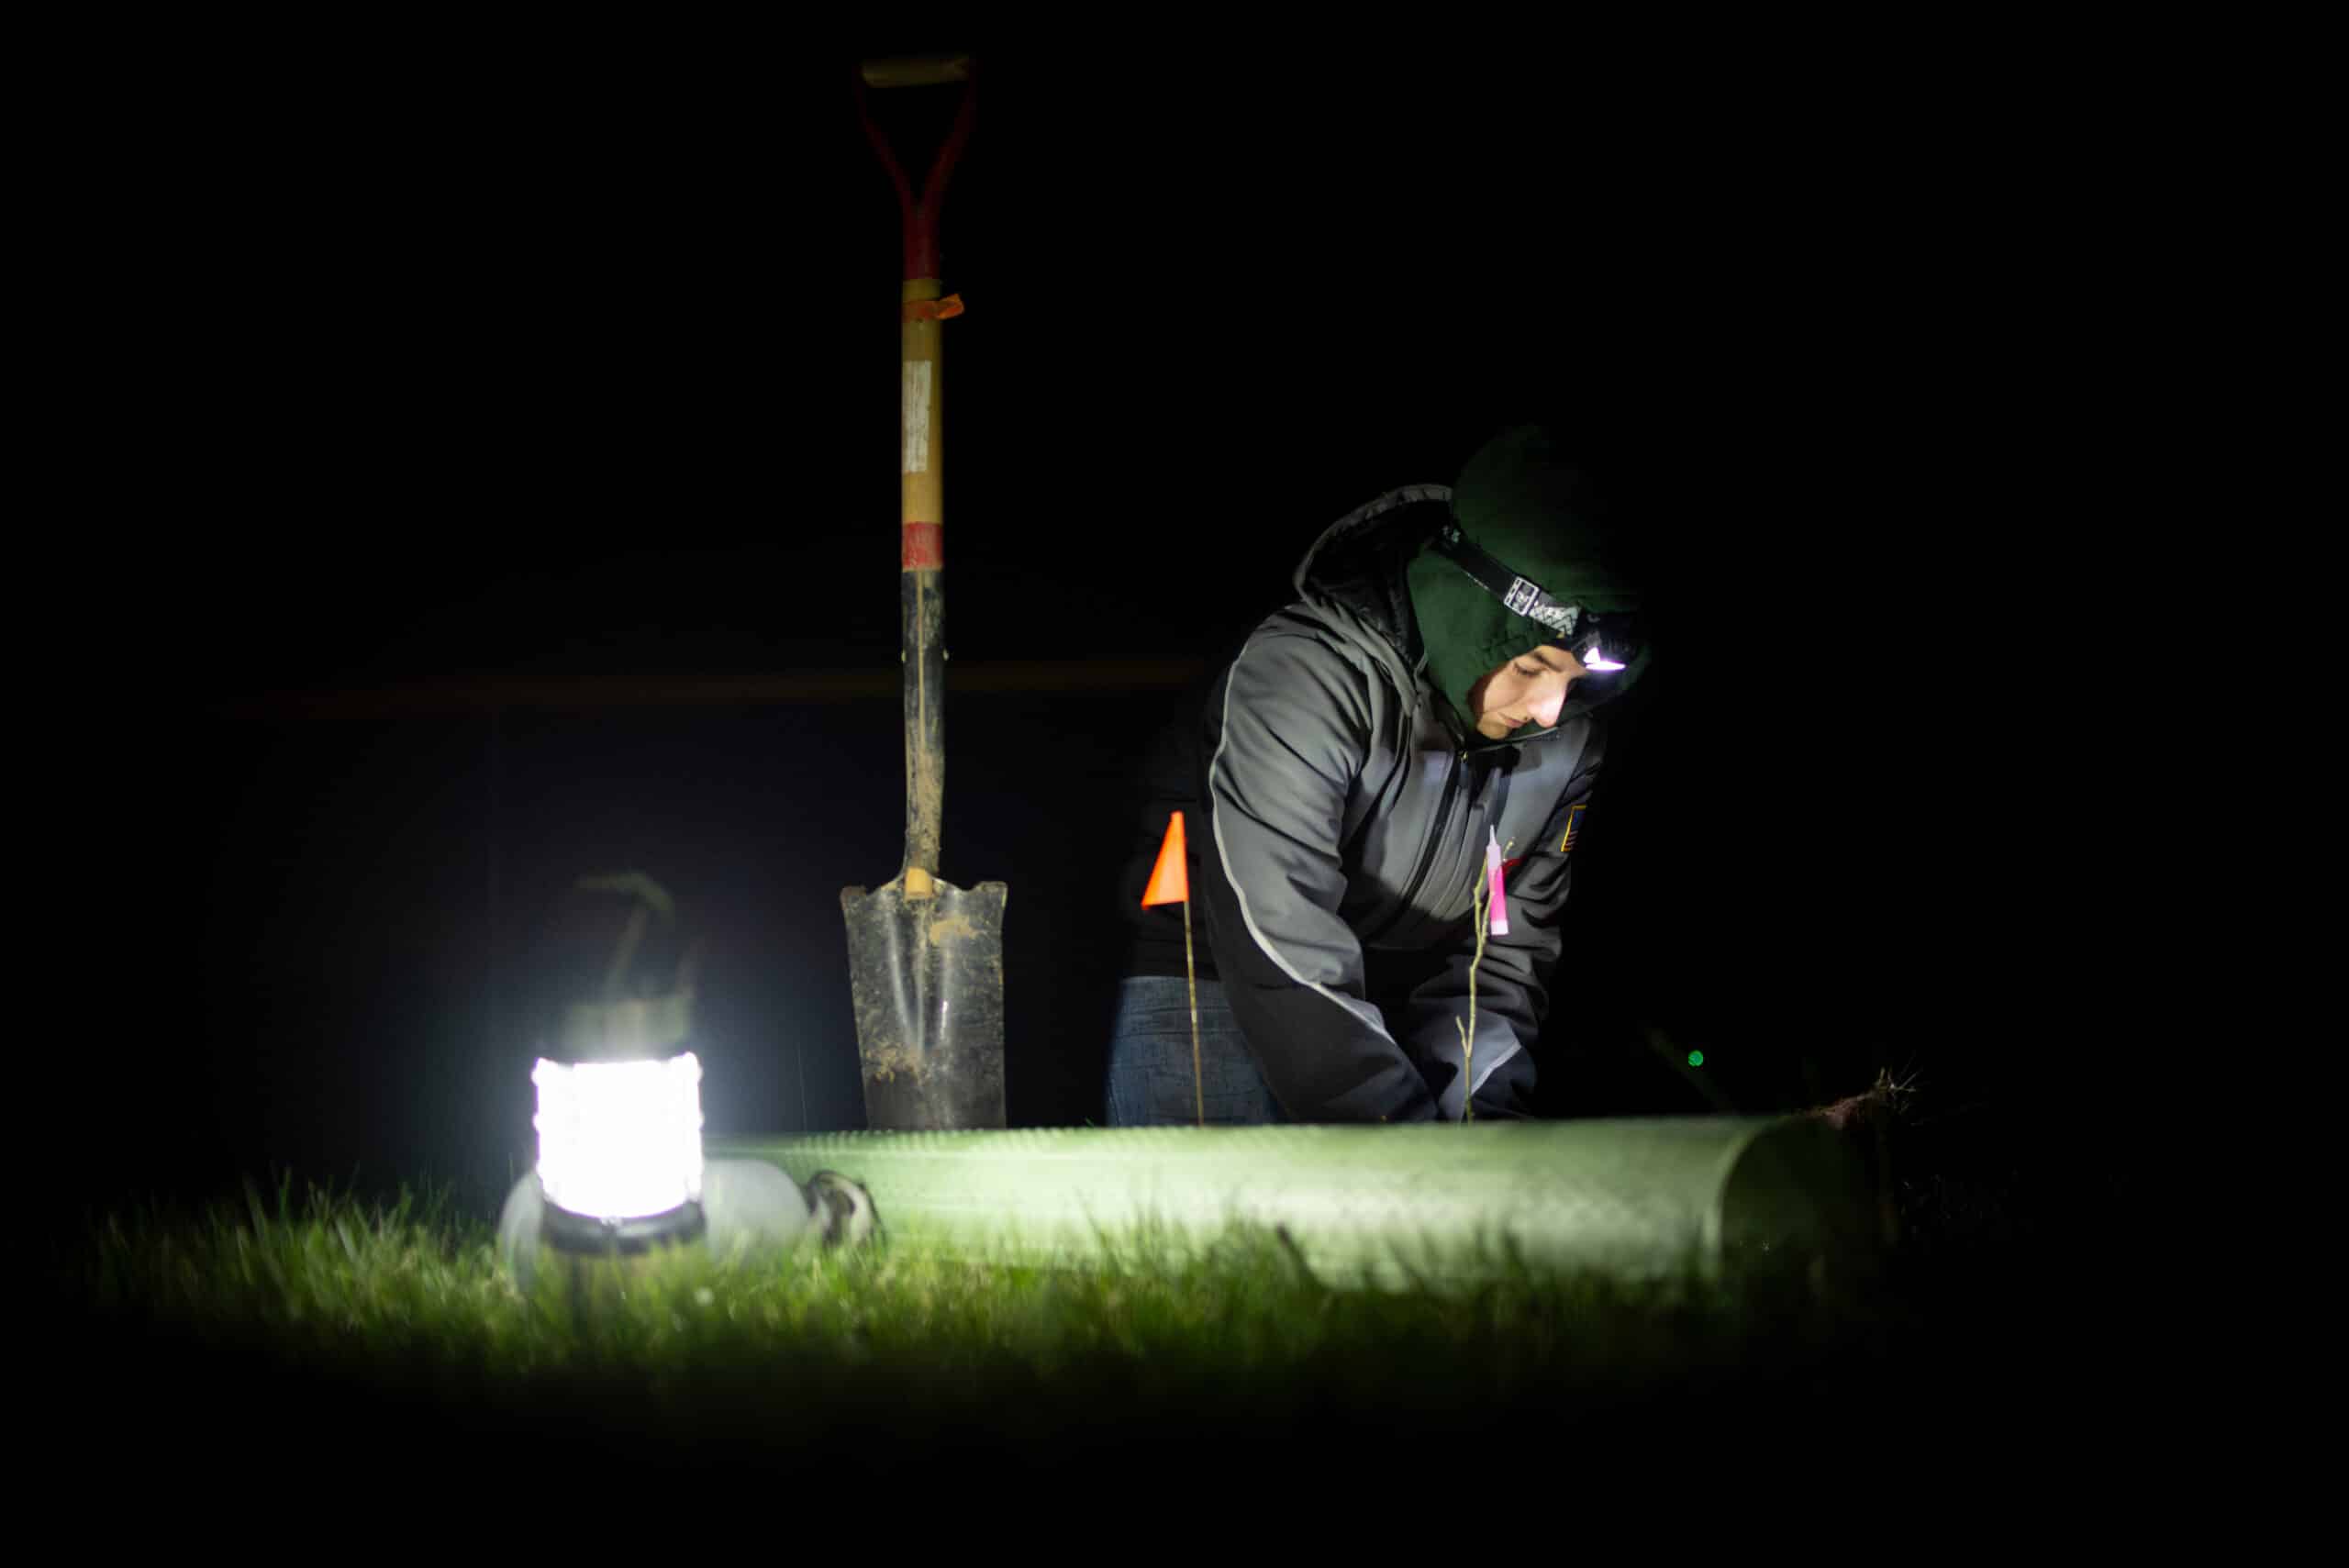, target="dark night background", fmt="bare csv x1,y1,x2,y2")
39,25,2154,1234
